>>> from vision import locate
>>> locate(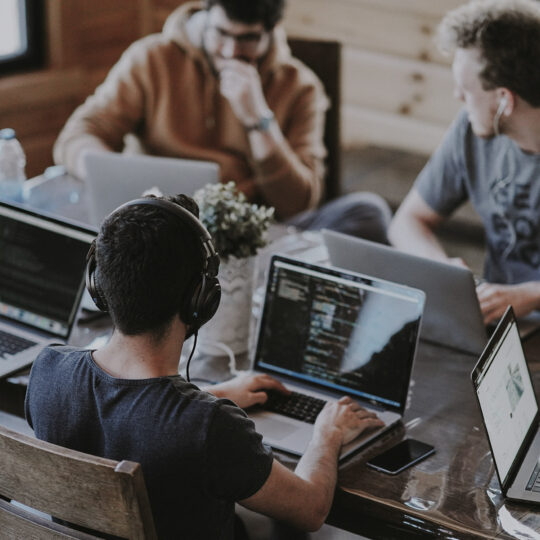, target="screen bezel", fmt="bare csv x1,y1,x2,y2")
253,254,425,415
471,306,540,491
0,200,97,339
